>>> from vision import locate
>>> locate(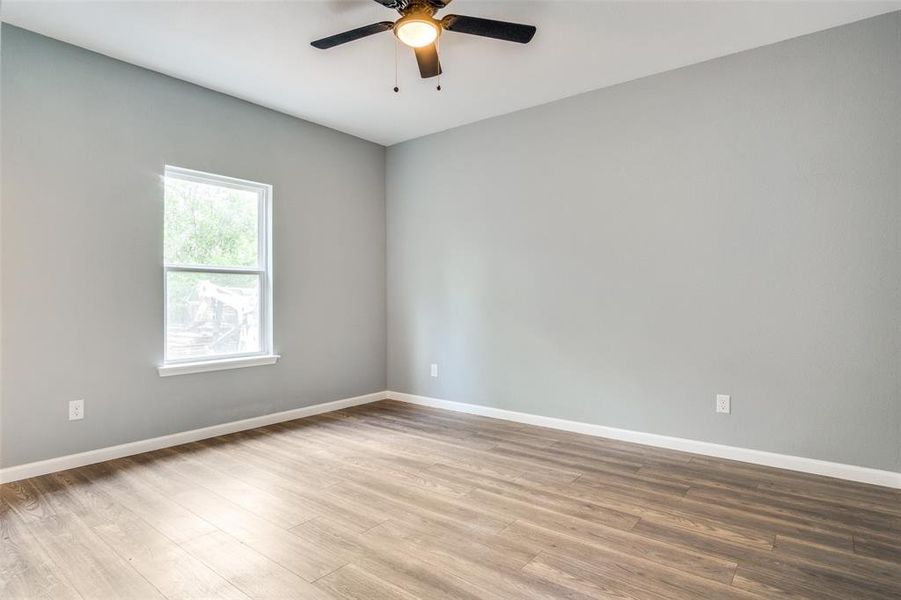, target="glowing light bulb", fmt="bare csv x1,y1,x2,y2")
395,19,439,48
